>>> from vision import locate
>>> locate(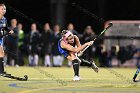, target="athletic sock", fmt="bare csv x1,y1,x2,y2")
45,55,51,66
34,54,39,66
72,59,79,76
0,57,4,73
133,68,140,80
28,55,33,66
